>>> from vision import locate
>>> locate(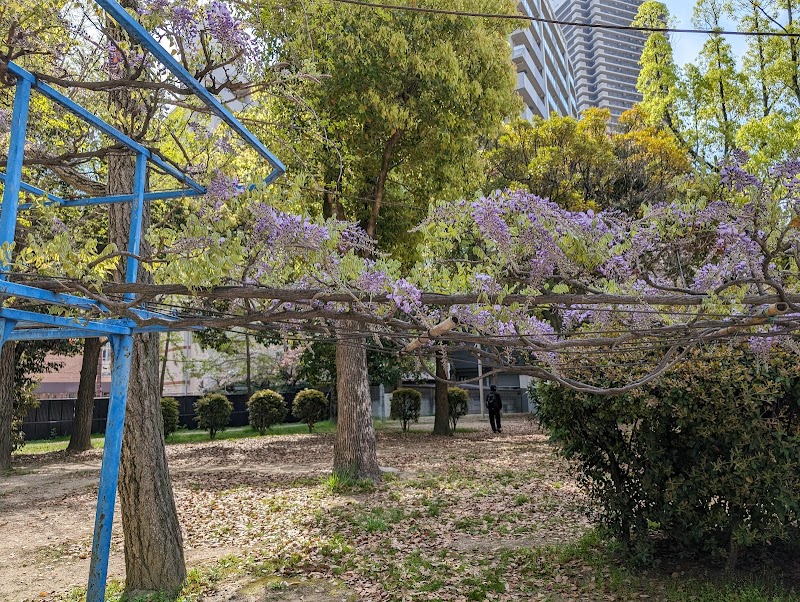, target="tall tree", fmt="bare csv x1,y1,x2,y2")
261,0,520,479
1,0,274,590
67,338,102,453
0,343,14,471
693,0,746,160
432,351,450,436
486,108,690,213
